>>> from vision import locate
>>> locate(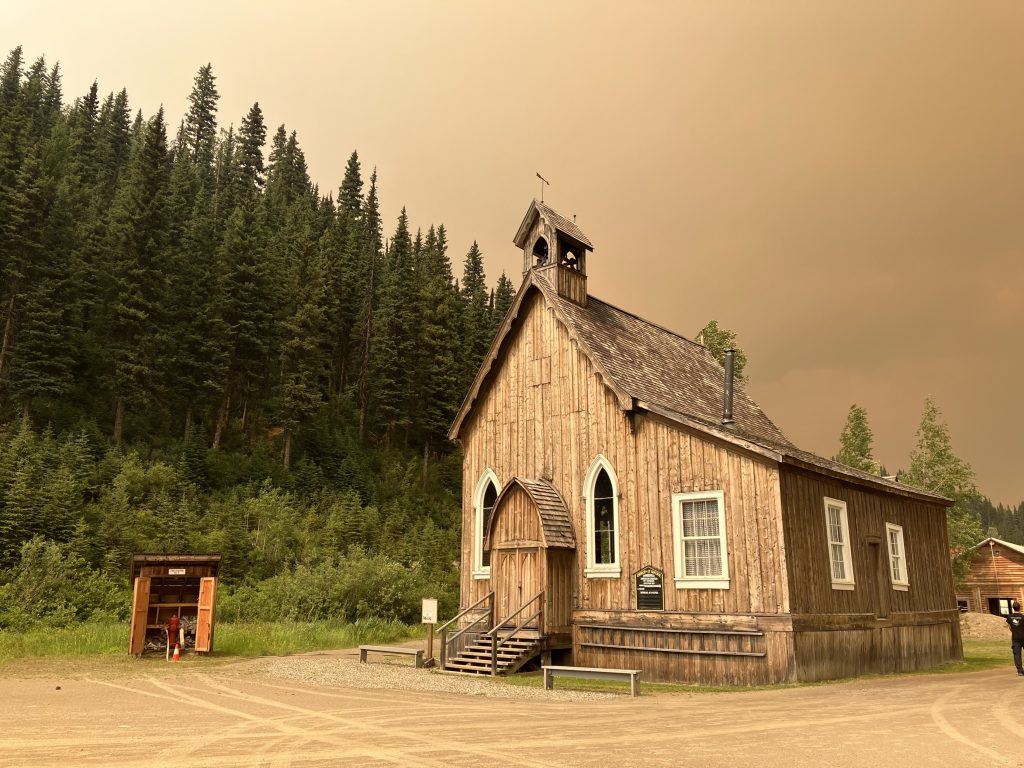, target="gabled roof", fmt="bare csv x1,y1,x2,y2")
513,199,594,250
449,270,788,447
449,271,951,505
484,477,576,550
972,538,1024,558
